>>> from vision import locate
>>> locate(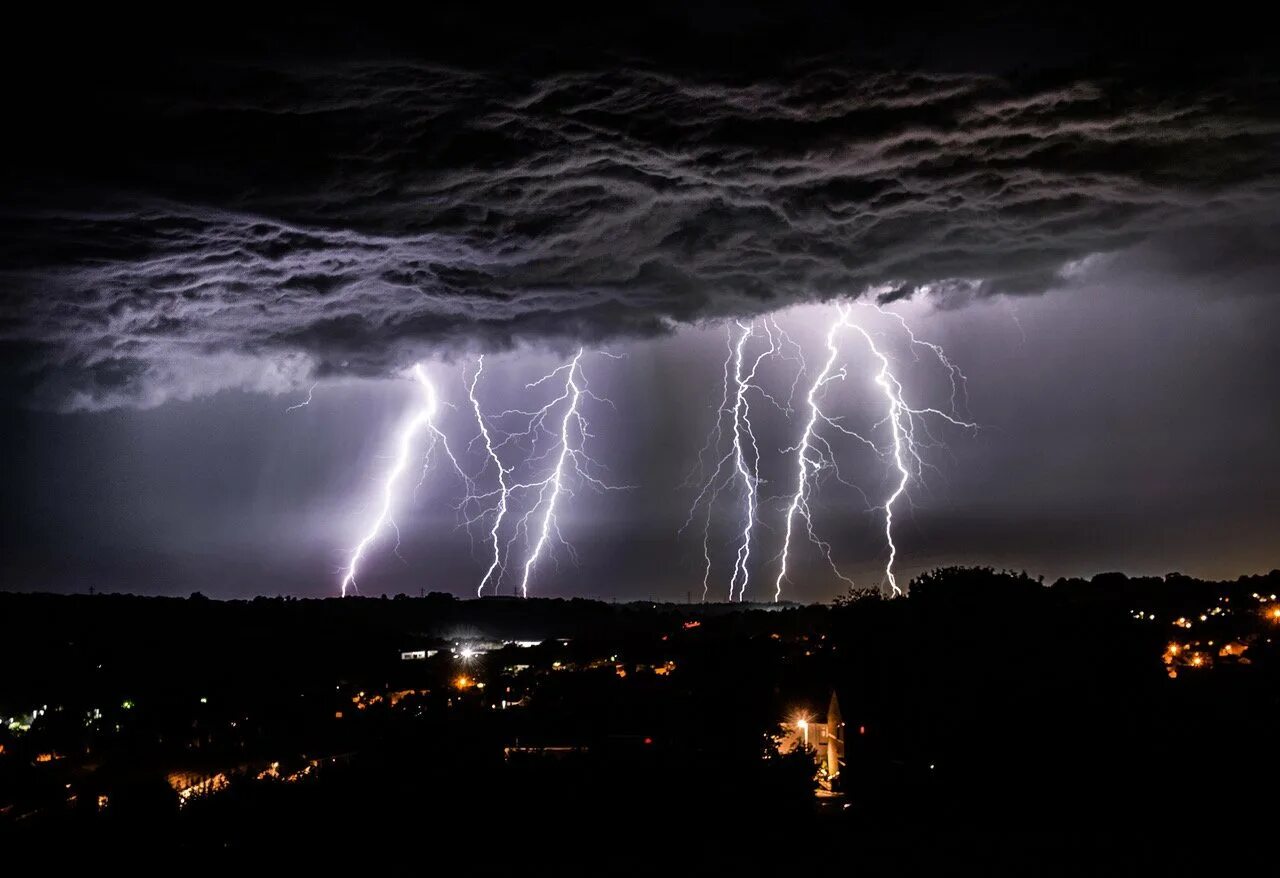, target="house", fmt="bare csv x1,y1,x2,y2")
780,690,845,783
